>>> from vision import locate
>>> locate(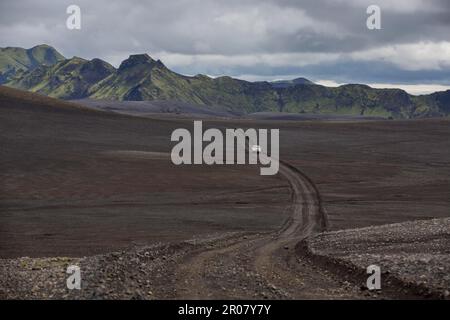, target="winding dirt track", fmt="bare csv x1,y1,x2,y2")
173,159,361,299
